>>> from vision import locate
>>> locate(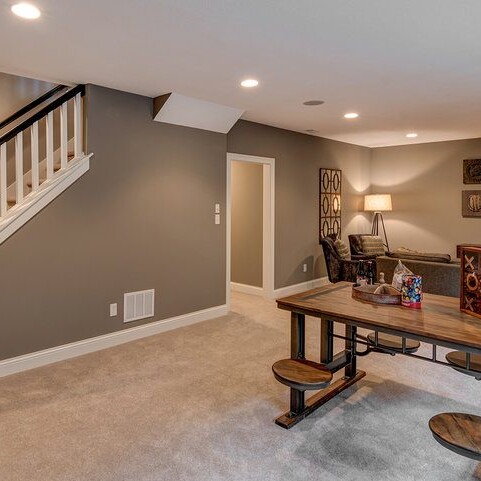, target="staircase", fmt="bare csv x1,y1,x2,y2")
0,84,92,244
